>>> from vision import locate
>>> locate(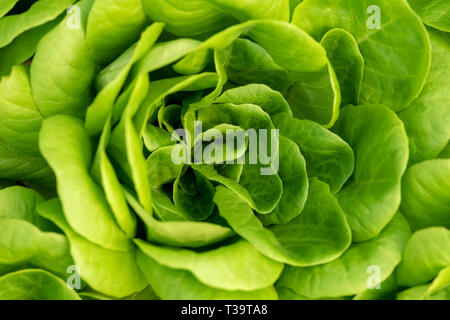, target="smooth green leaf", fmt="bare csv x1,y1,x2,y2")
135,238,283,291
0,269,80,300
292,0,431,111
333,104,409,241
37,199,147,298
215,179,351,267
401,159,450,230
396,227,450,287
276,213,411,298
39,115,131,251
